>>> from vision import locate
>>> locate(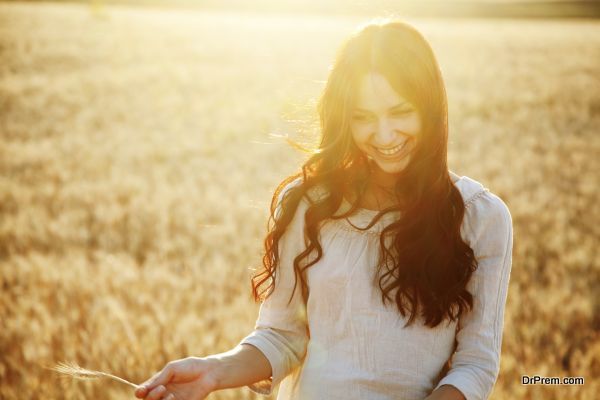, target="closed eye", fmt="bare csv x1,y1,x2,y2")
390,109,413,117
352,114,372,122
